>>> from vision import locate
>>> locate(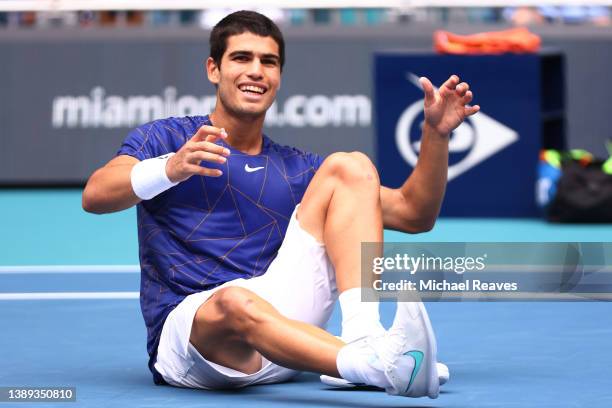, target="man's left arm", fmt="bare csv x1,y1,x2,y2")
381,75,480,233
